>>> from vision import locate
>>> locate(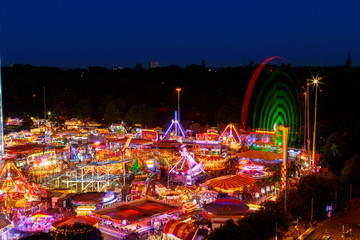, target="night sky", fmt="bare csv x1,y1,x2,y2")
1,0,359,68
